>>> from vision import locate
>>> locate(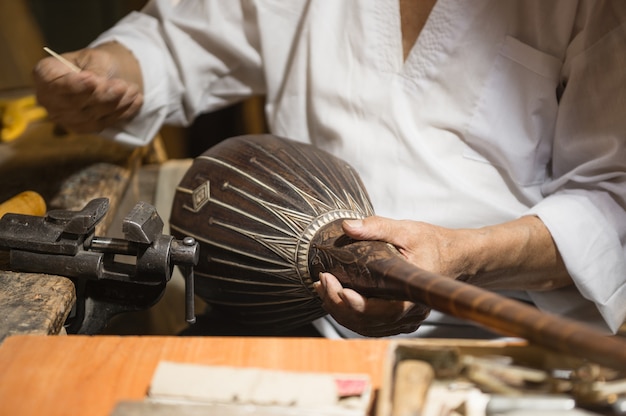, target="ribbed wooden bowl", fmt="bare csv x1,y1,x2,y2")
170,134,374,330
